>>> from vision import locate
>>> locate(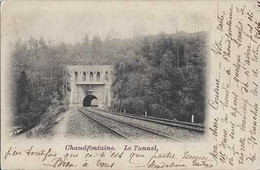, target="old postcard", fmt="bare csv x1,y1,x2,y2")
1,0,259,169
